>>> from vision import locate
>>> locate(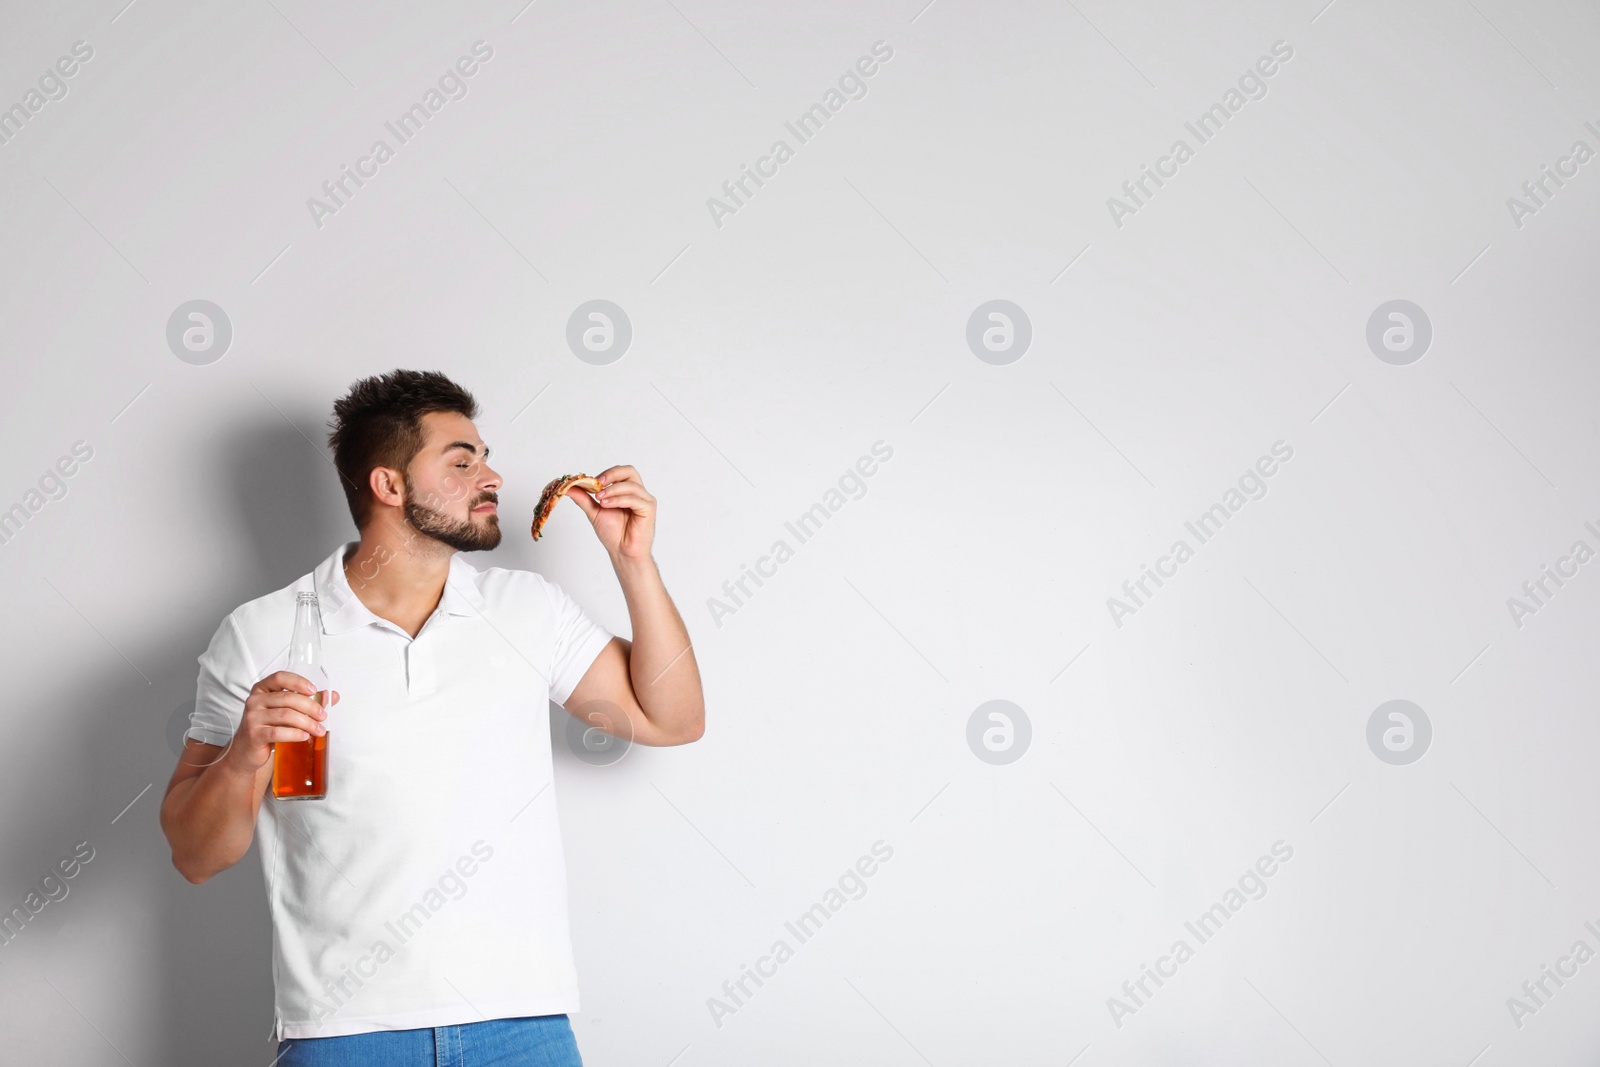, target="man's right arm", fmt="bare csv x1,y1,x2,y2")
159,672,333,885
159,741,272,884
